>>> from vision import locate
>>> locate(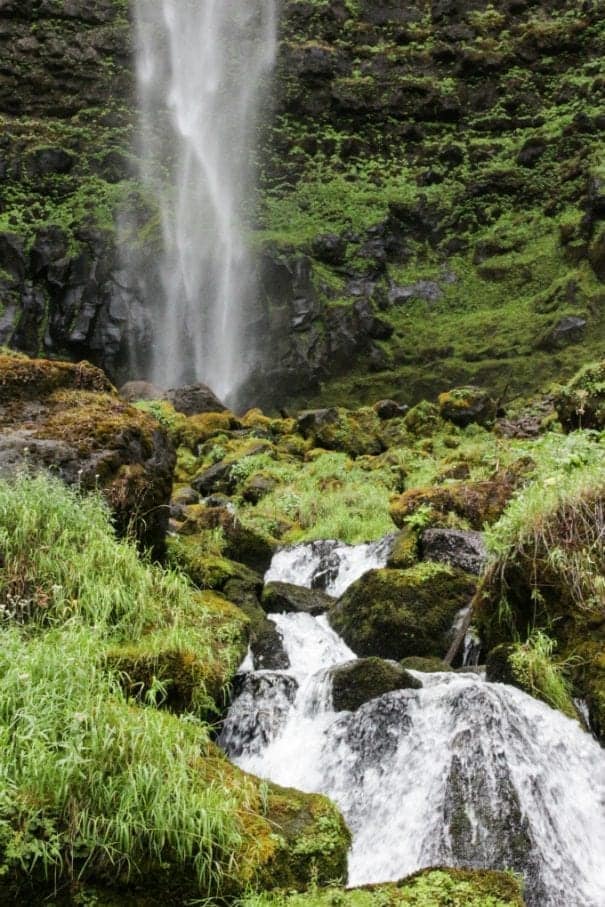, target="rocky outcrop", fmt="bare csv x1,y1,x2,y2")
0,352,175,554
